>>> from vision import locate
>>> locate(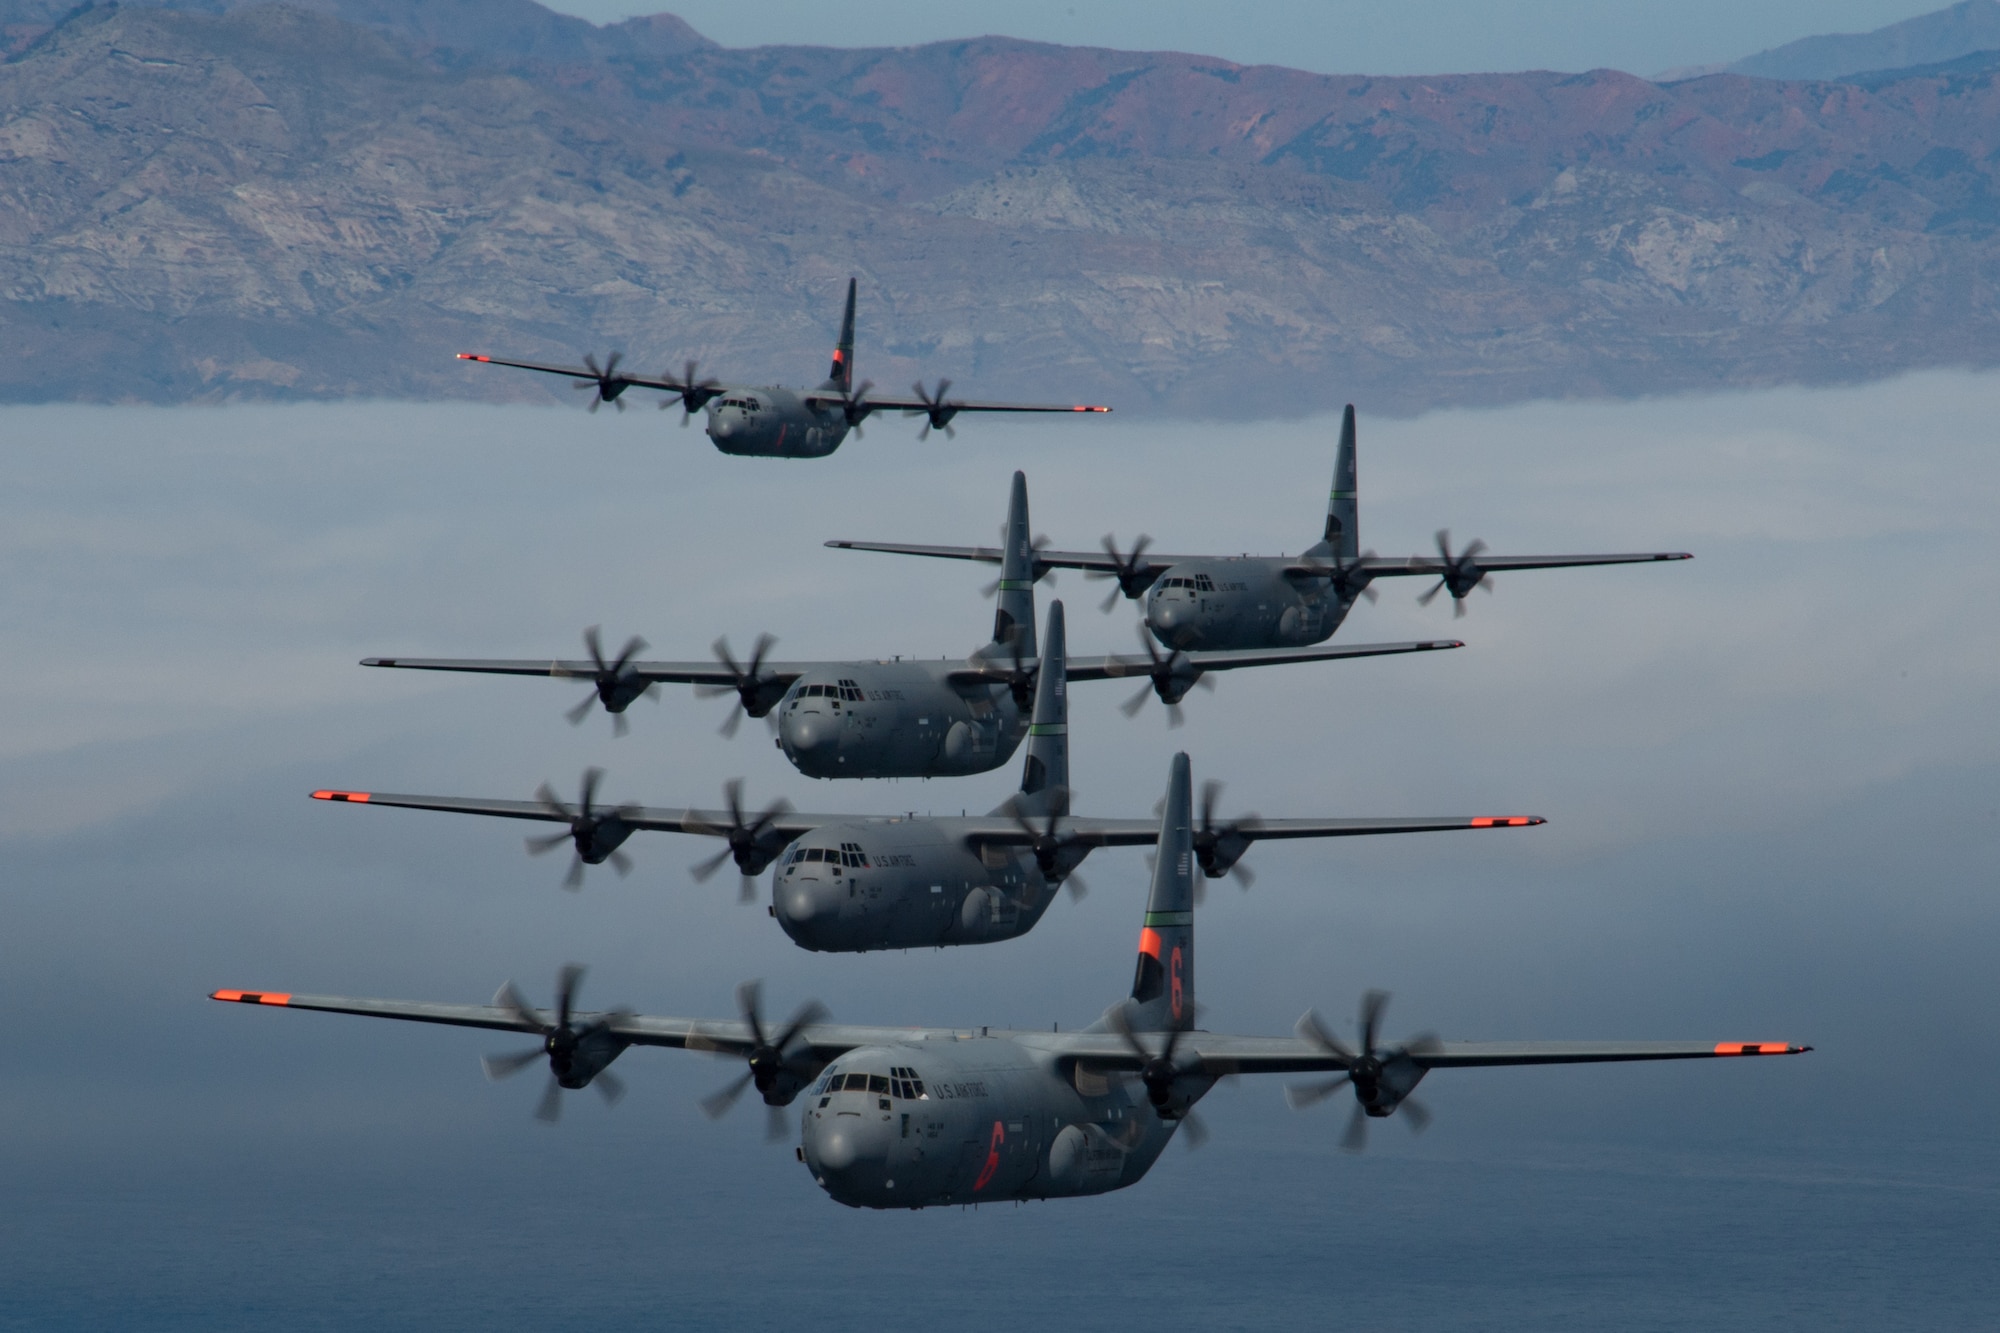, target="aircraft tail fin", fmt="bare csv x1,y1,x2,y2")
1322,403,1359,557
1011,600,1069,818
827,277,857,391
986,471,1038,660
1124,752,1194,1033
